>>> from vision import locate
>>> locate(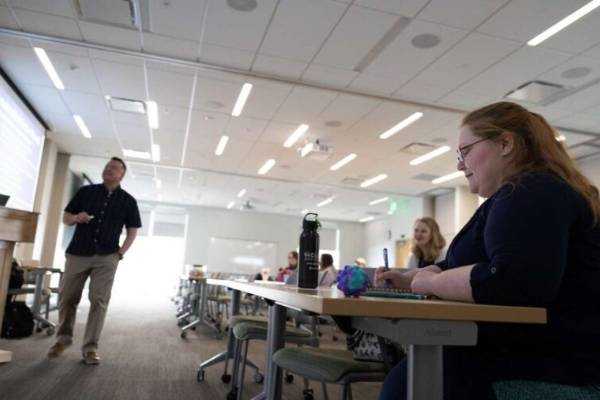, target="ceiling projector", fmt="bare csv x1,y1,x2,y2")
298,139,333,161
